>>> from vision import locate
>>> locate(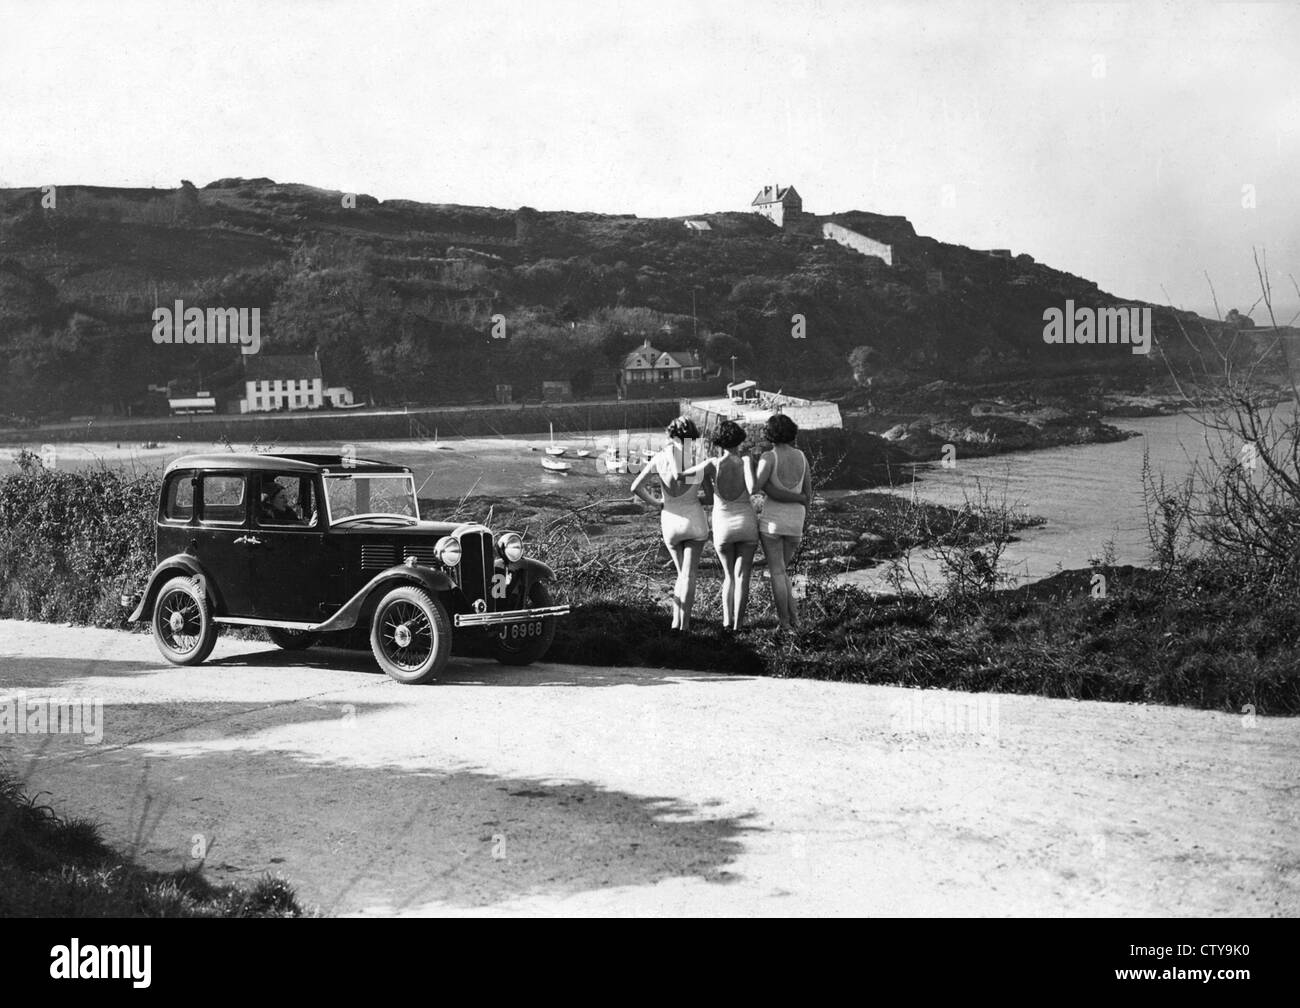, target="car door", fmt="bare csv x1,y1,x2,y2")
246,473,337,622
191,471,256,617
